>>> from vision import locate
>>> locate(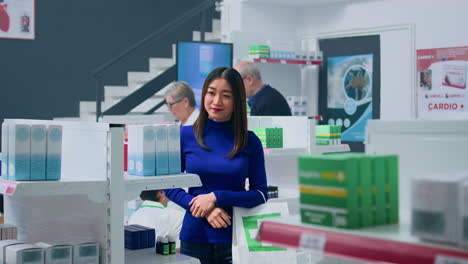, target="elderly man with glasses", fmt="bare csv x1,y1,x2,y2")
165,81,199,126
